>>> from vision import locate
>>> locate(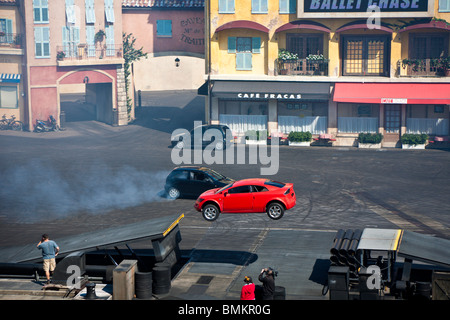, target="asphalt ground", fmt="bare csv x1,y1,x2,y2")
0,91,449,304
